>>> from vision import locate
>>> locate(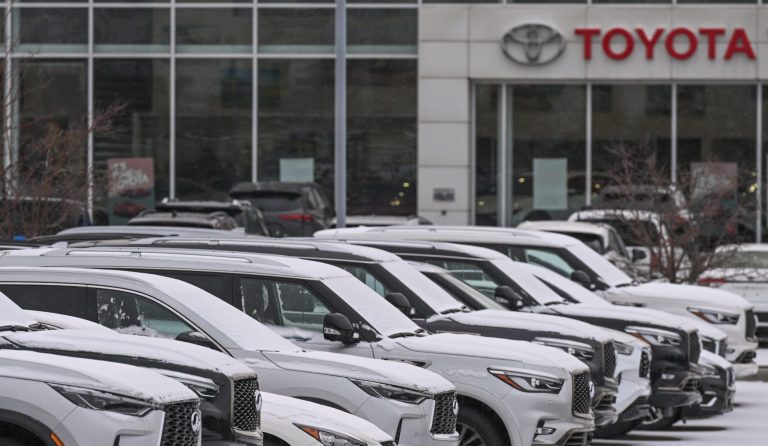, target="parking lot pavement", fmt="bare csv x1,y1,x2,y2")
593,380,768,446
